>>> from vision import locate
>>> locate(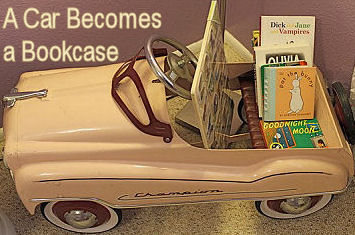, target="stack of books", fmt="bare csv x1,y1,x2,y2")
253,16,327,149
